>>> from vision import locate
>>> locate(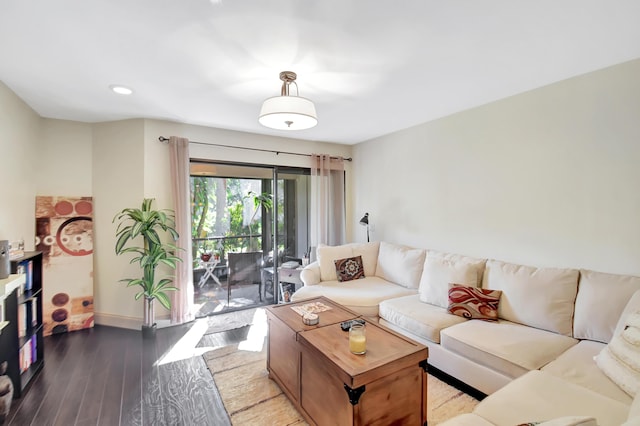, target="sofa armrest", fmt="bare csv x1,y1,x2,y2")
300,261,321,286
